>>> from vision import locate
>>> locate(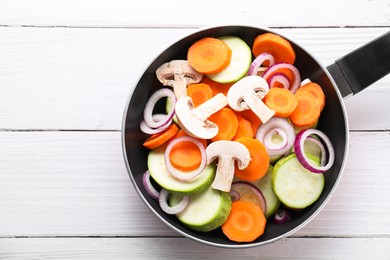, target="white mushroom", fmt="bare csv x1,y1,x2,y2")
206,141,250,192
227,75,275,123
156,60,203,99
175,93,228,140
